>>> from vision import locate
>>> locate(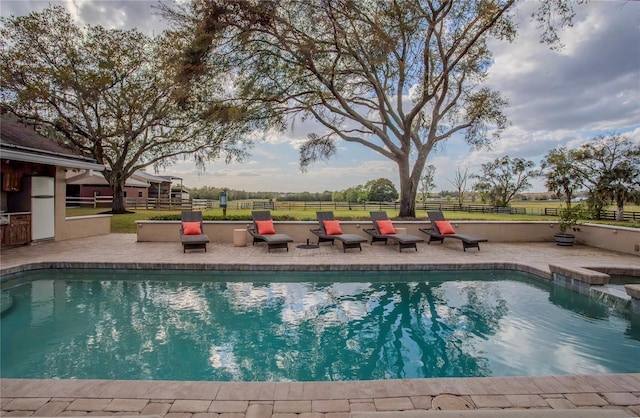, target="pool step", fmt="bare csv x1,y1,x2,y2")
0,291,13,315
